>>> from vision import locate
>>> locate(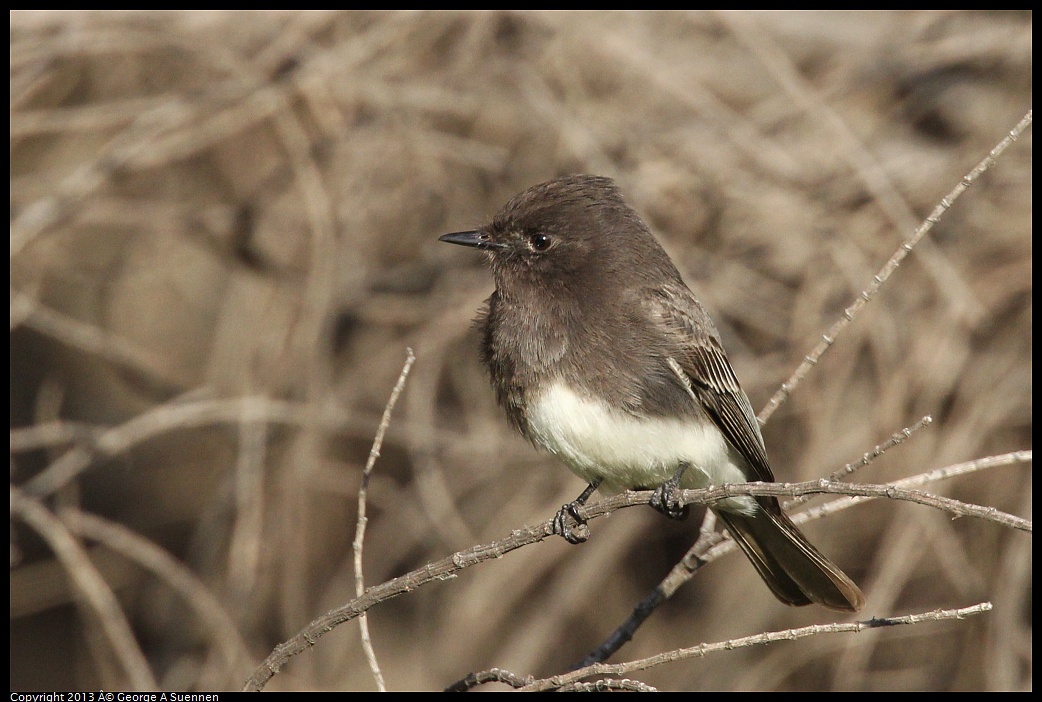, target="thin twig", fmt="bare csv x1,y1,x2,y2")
790,450,1034,529
784,415,933,508
354,348,415,692
558,678,659,692
876,450,1032,492
681,480,1031,532
520,603,993,691
758,109,1033,423
443,667,536,692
